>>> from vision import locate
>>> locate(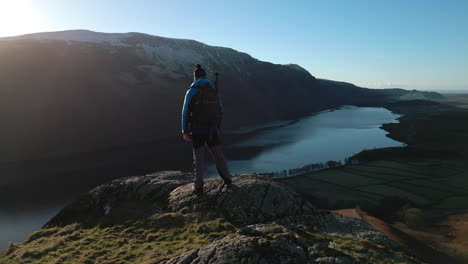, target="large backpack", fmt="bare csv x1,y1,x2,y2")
191,83,221,124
